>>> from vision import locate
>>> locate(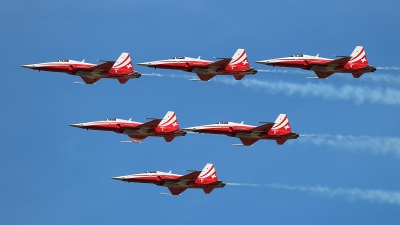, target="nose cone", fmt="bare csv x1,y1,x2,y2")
111,176,127,181
182,126,200,132
69,123,84,128
255,60,274,65
21,64,36,69
137,62,154,67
